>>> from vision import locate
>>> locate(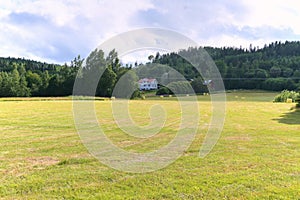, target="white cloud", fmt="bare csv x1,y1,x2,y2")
239,0,300,33
0,0,299,63
120,49,168,64
0,0,155,63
